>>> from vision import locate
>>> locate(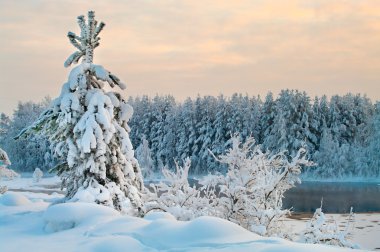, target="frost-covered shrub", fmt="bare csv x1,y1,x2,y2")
145,158,217,220
0,167,19,181
0,147,19,193
17,11,144,214
0,186,7,194
0,148,11,167
299,205,359,249
203,135,312,237
33,168,43,183
0,148,19,181
147,135,311,237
